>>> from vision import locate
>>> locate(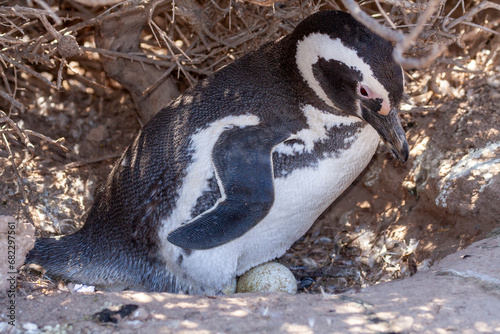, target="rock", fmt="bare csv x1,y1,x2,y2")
129,306,151,321
57,35,82,58
70,284,96,293
23,322,39,333
435,141,500,215
85,125,109,142
93,304,139,324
